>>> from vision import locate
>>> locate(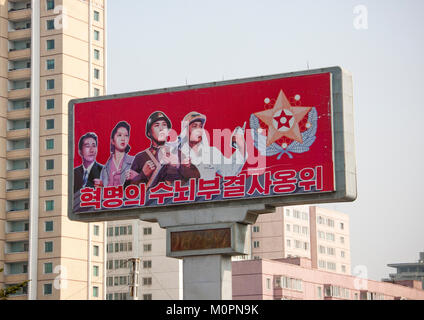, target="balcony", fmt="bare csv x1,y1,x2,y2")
8,8,31,22
7,210,30,221
6,231,29,242
6,169,30,181
4,274,29,287
4,252,29,264
9,48,31,61
7,128,30,141
8,28,31,41
8,68,31,81
6,149,30,161
6,189,30,201
7,108,31,121
8,88,31,100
